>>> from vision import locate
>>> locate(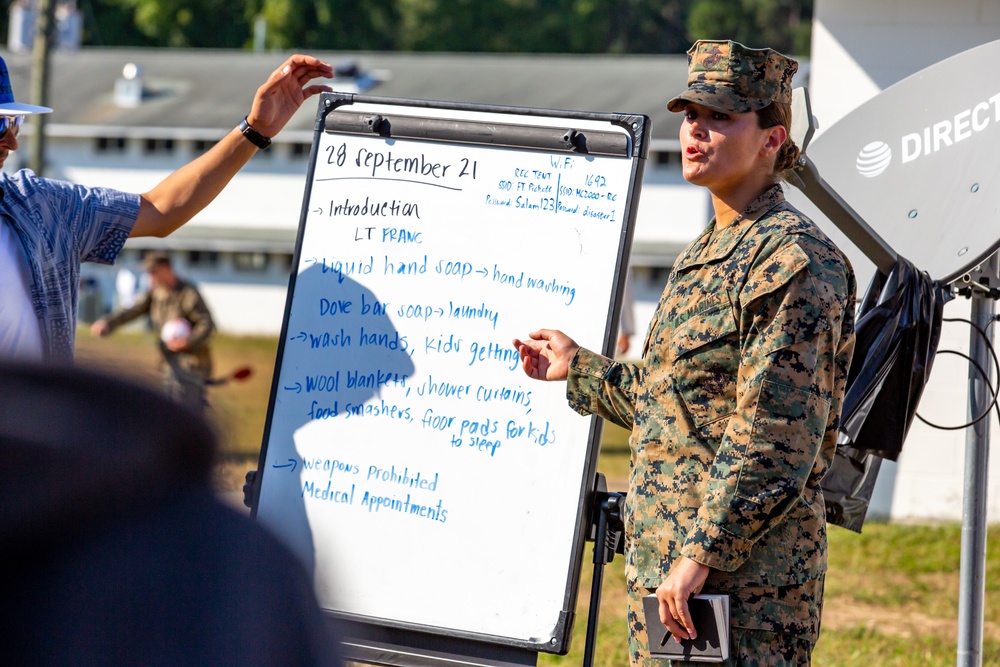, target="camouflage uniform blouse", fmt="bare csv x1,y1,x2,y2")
103,278,215,378
567,185,856,610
